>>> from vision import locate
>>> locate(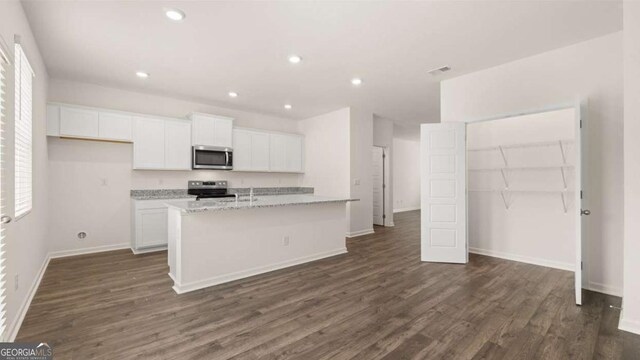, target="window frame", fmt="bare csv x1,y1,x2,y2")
13,43,34,221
